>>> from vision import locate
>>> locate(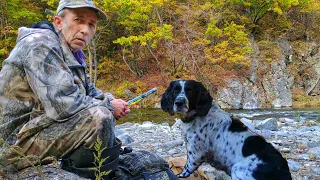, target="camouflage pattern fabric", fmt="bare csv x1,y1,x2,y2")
0,22,116,172
0,24,114,142
3,106,115,171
